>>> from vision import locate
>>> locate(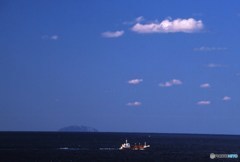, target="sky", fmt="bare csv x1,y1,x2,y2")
0,0,240,134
